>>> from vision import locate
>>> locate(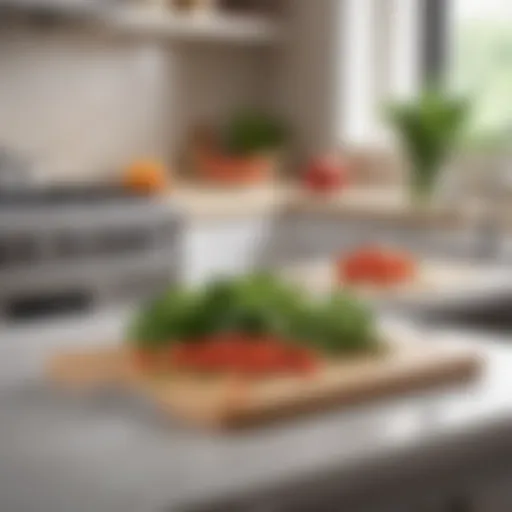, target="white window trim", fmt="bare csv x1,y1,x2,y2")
337,0,423,150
